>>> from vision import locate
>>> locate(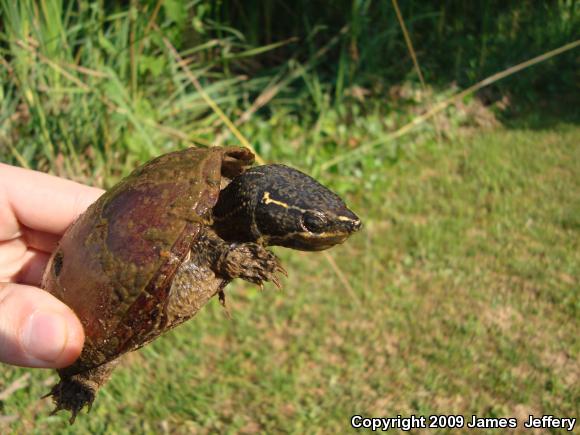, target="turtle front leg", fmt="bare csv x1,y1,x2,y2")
44,358,120,424
215,242,287,288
